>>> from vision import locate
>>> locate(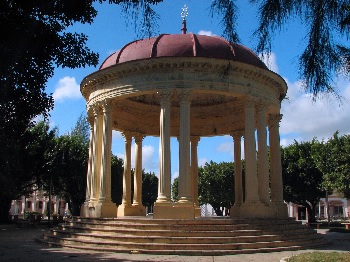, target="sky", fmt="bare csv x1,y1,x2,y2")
45,1,350,179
